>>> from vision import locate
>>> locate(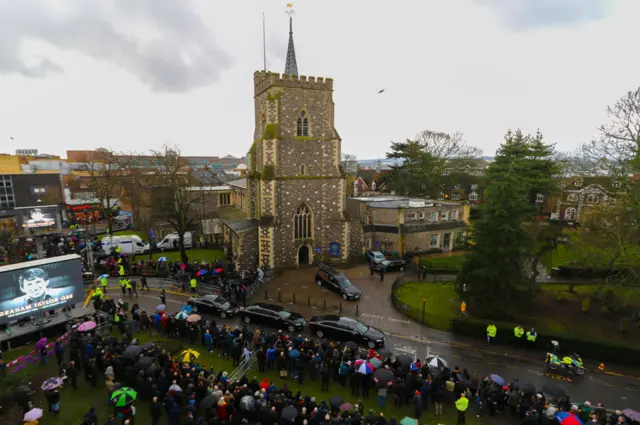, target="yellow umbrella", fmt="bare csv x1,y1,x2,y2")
179,349,200,363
